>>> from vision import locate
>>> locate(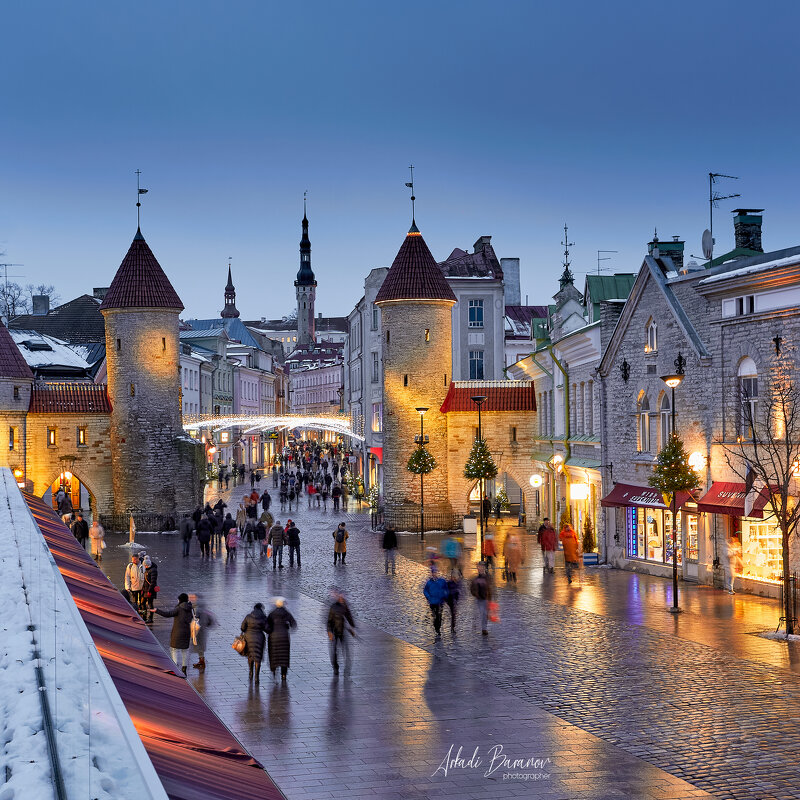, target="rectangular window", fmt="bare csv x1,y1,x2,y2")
468,299,484,328
469,350,484,380
13,386,19,400
425,329,430,342
47,427,56,447
736,295,756,316
77,426,87,446
9,427,17,451
372,352,379,383
372,402,383,433
372,306,379,330
116,339,121,351
639,412,650,452
739,376,758,440
510,426,517,443
685,514,699,562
